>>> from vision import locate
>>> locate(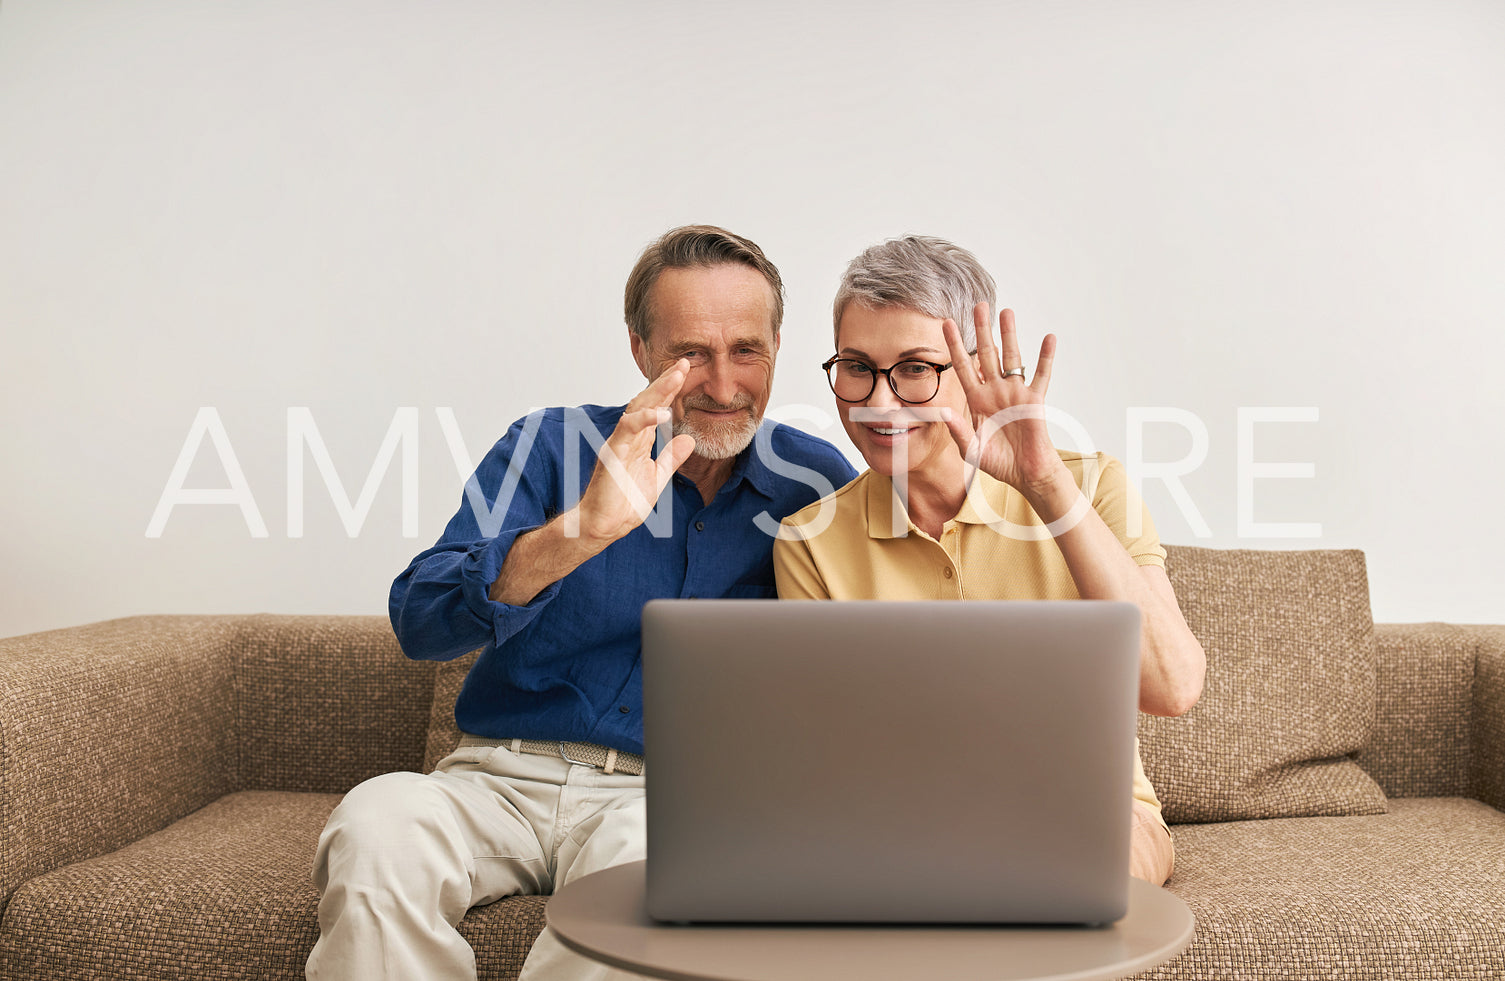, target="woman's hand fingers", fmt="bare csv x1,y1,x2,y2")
1031,333,1057,394
996,307,1025,375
